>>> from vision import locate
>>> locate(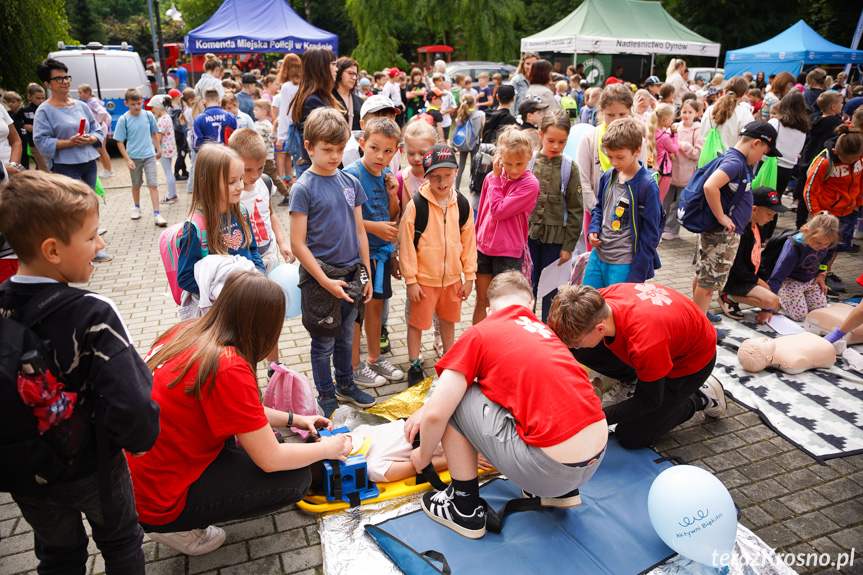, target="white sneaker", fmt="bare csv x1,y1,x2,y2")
147,526,226,556
99,169,115,178
368,356,404,381
131,206,141,220
601,380,636,408
700,376,727,418
154,213,168,227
